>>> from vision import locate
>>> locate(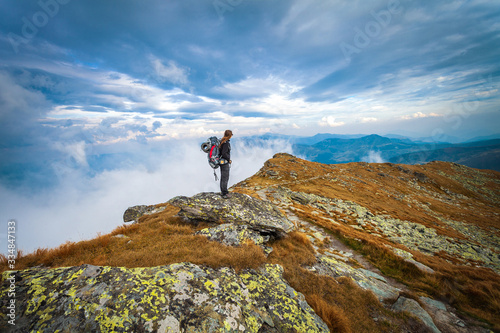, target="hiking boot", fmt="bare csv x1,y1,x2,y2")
221,193,230,199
